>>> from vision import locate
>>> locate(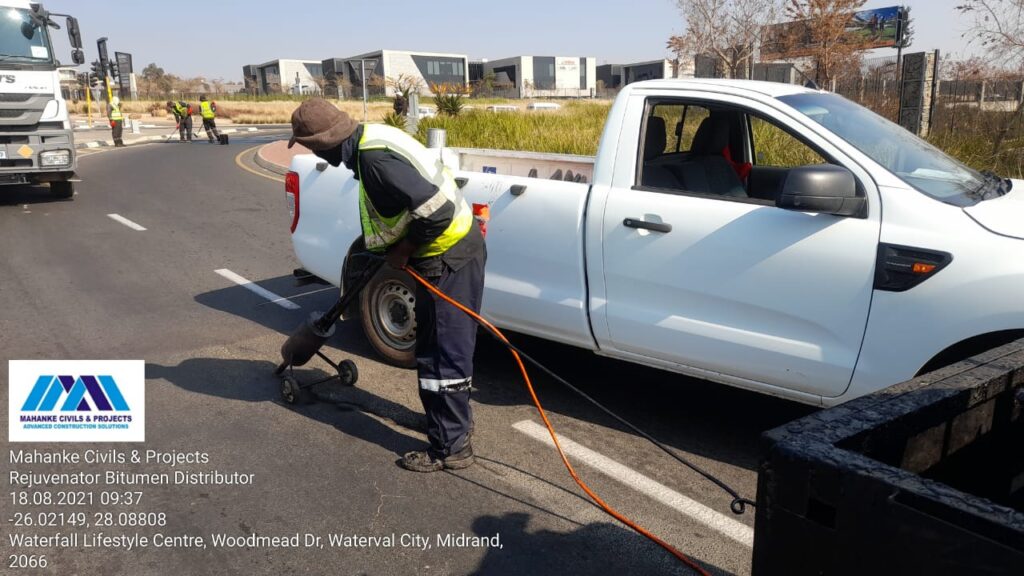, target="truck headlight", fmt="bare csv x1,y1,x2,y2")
39,149,72,167
41,99,61,120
